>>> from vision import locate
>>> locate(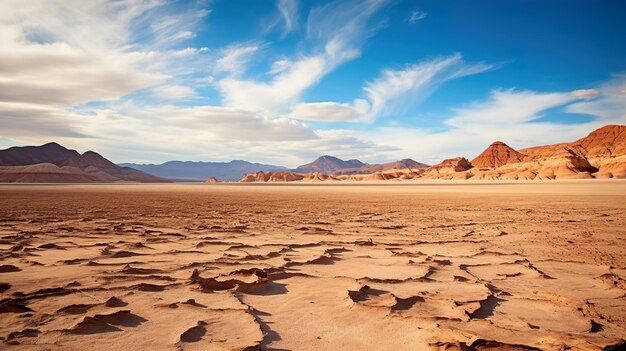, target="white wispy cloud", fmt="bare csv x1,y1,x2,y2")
365,53,493,120
214,42,263,75
216,0,390,114
217,56,327,113
277,0,299,35
262,0,300,37
307,0,388,64
287,53,493,122
445,89,575,127
408,10,427,24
